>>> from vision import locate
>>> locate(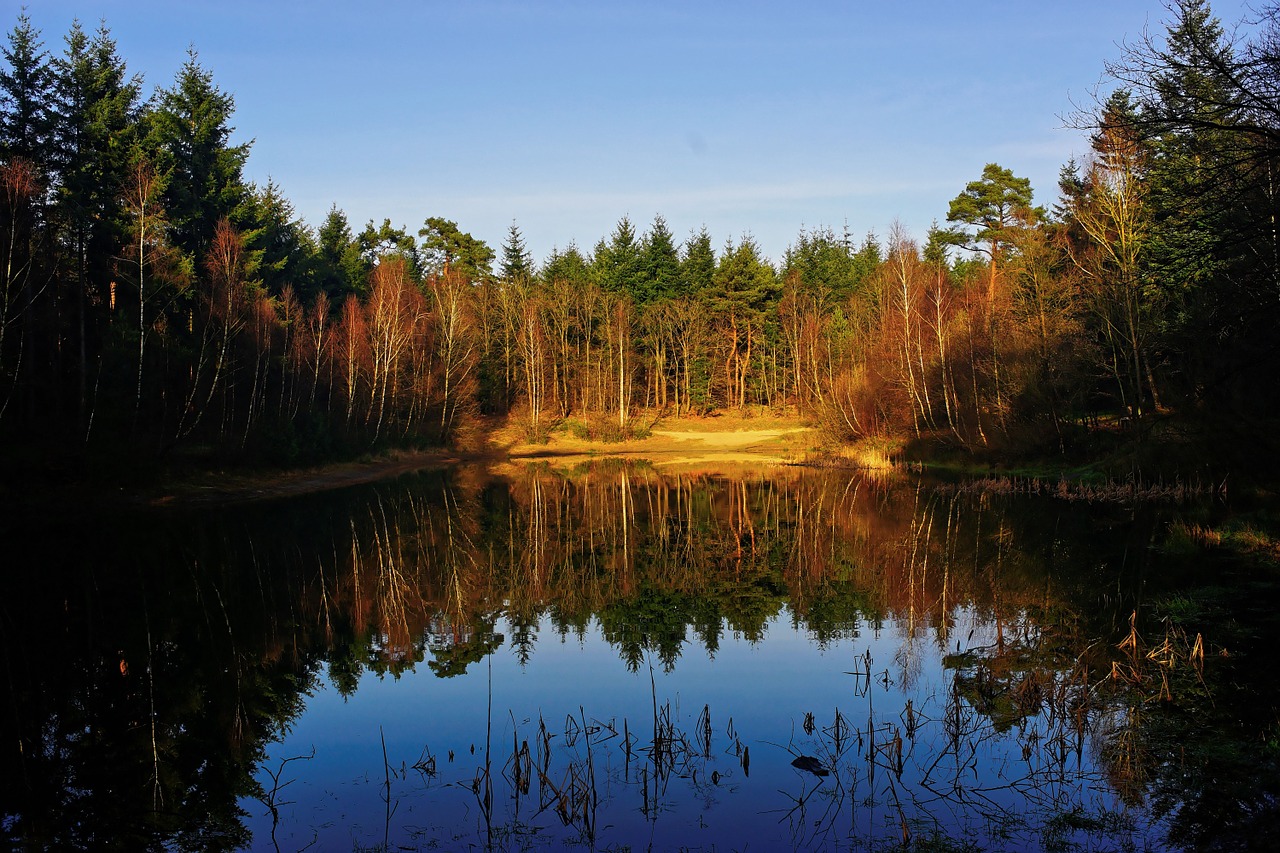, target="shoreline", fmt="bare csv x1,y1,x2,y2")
134,413,825,507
